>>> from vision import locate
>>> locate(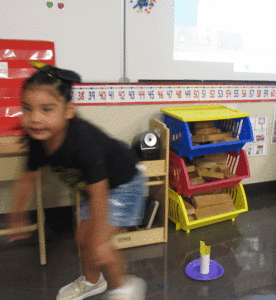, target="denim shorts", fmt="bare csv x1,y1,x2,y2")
79,165,148,227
